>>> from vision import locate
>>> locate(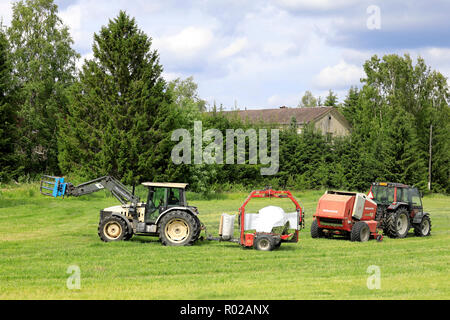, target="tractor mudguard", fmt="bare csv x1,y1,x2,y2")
413,212,429,224
387,202,408,211
100,211,133,234
154,207,198,225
